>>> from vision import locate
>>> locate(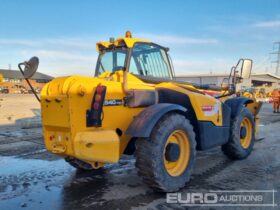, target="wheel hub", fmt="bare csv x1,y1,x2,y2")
165,143,180,162
164,130,191,176
240,117,253,149
240,126,247,139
